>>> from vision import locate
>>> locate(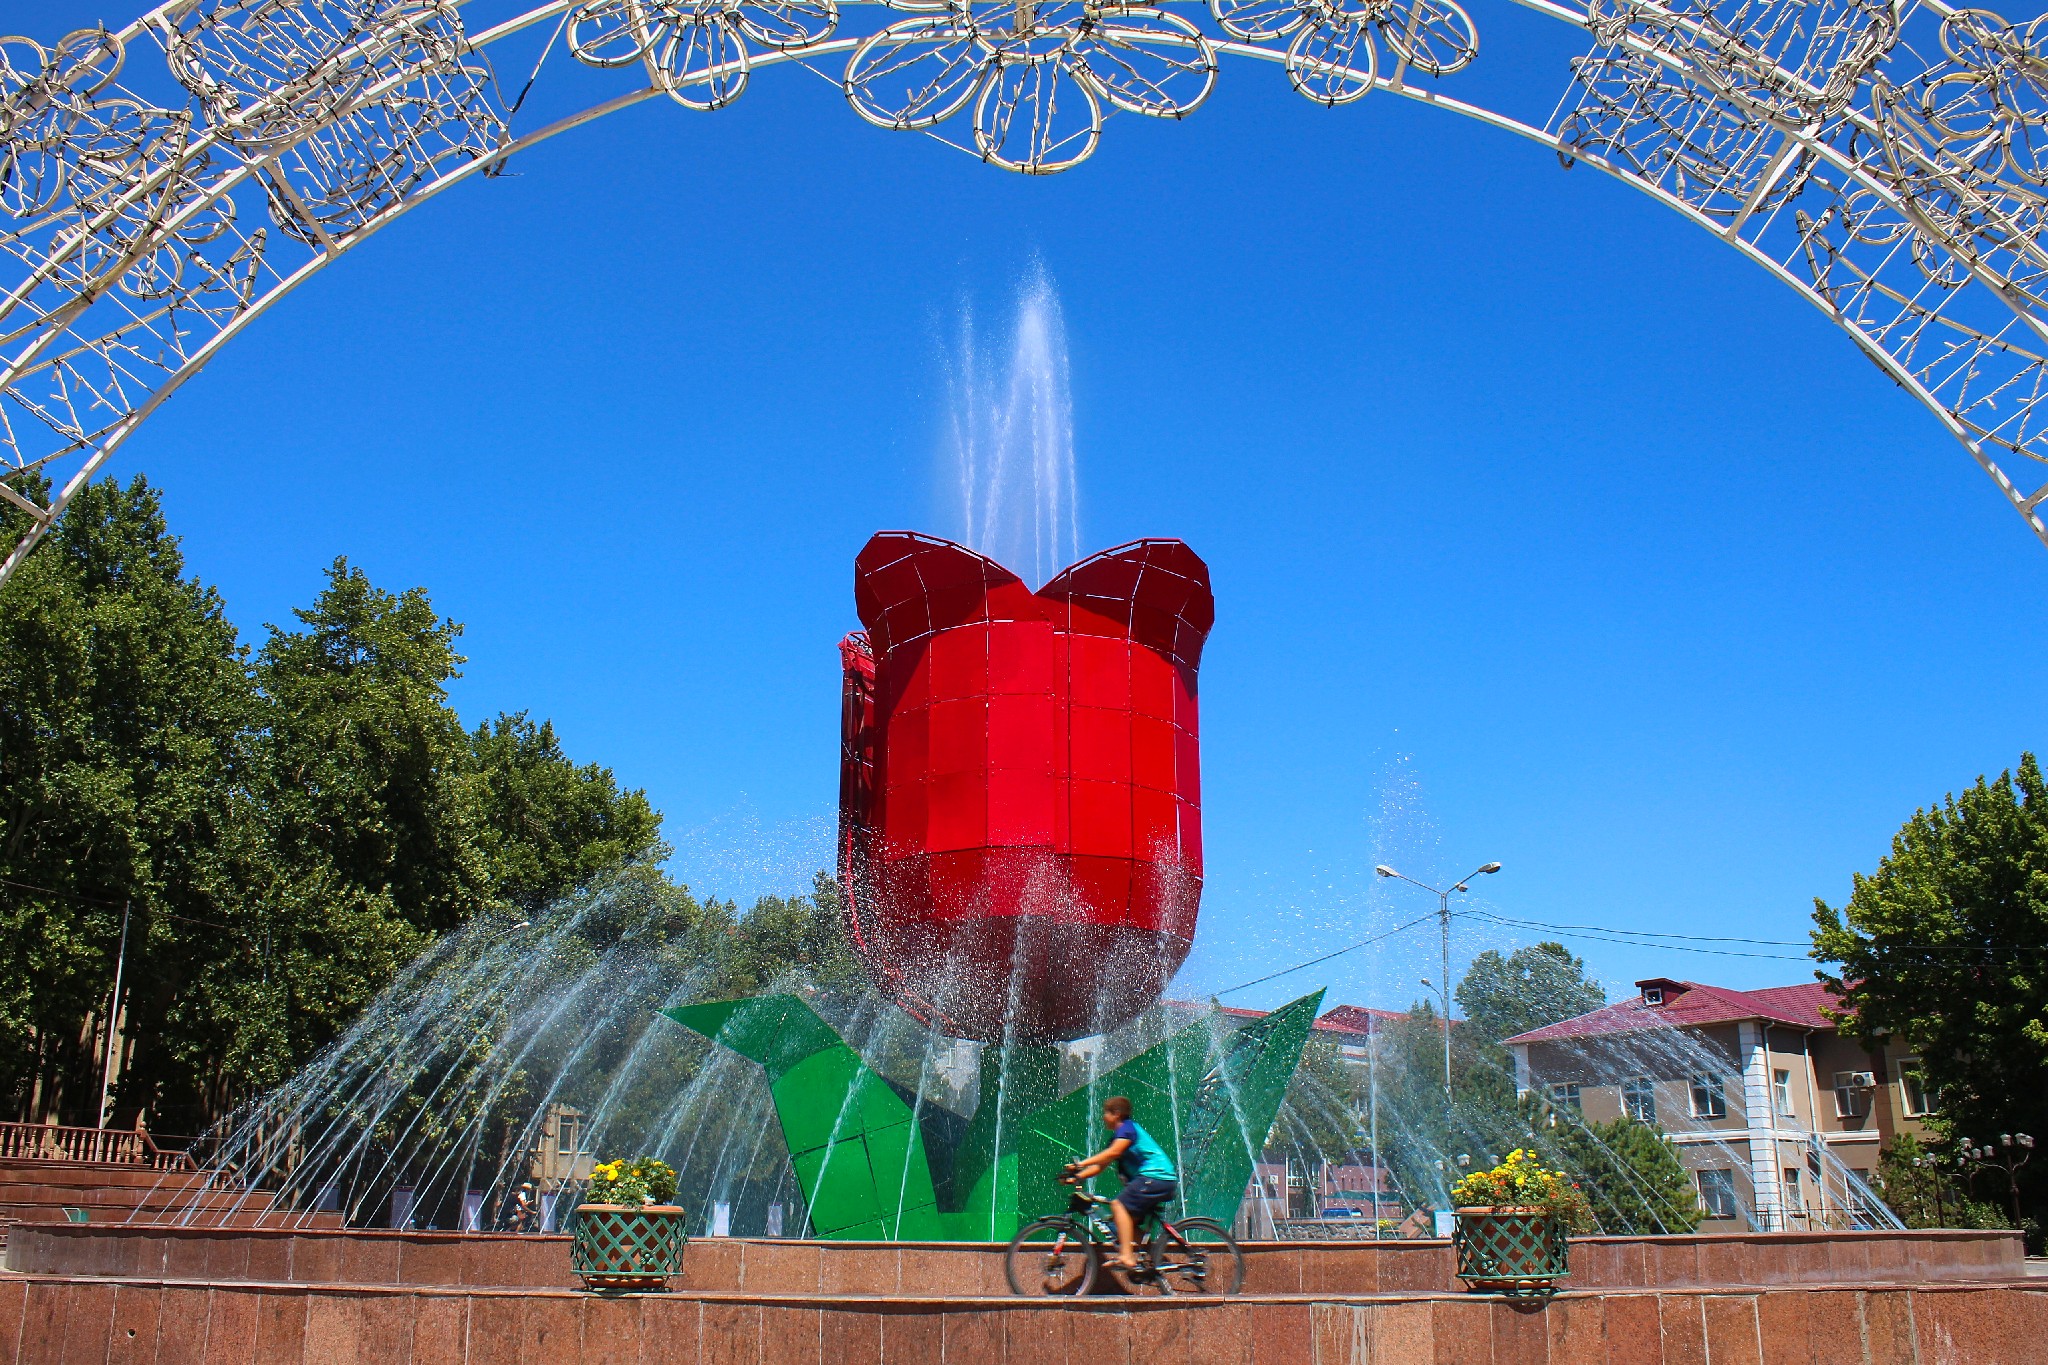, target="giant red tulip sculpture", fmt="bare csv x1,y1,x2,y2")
838,532,1213,1043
